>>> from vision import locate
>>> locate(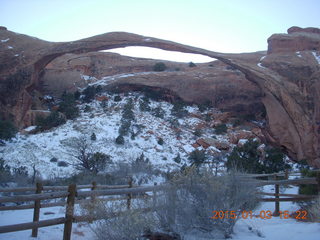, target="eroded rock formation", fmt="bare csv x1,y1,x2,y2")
0,26,319,167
